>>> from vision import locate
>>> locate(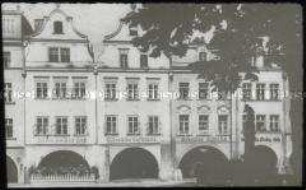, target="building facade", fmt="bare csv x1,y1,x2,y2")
3,6,292,186
3,7,33,184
